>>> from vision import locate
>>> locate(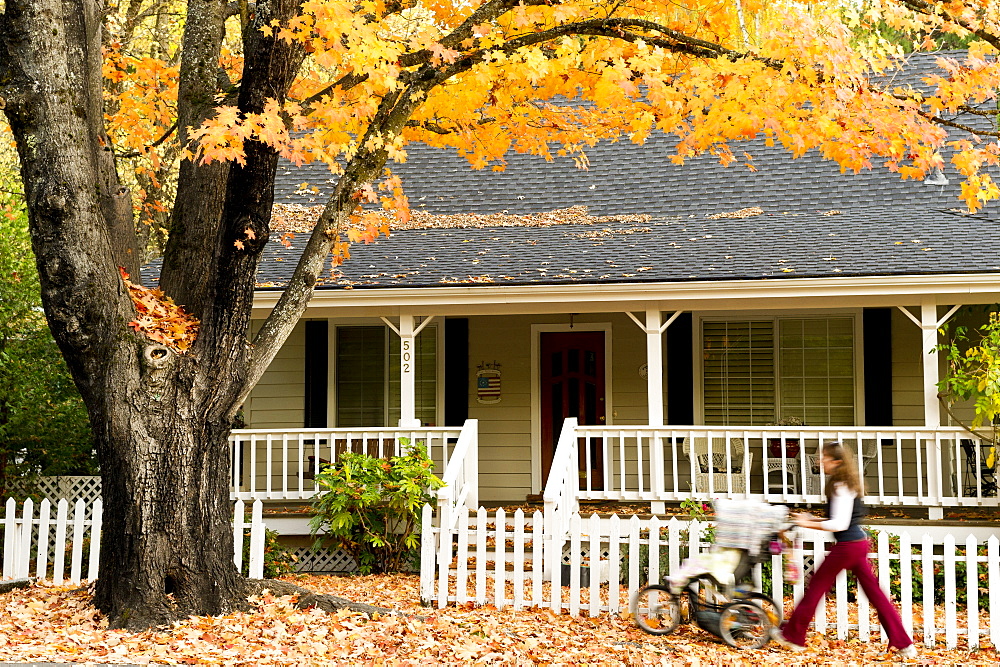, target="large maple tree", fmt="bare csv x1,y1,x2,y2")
1,0,999,629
